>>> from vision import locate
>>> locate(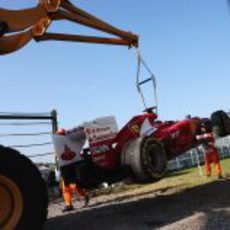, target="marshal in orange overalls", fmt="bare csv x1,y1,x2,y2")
60,163,89,212
196,129,222,178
